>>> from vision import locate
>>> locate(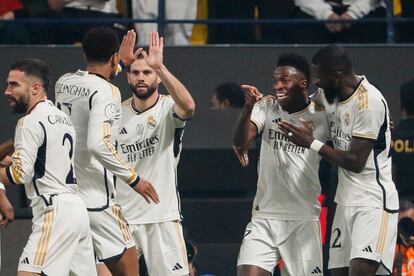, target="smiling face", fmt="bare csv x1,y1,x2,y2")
127,58,159,100
273,66,307,111
5,70,32,114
